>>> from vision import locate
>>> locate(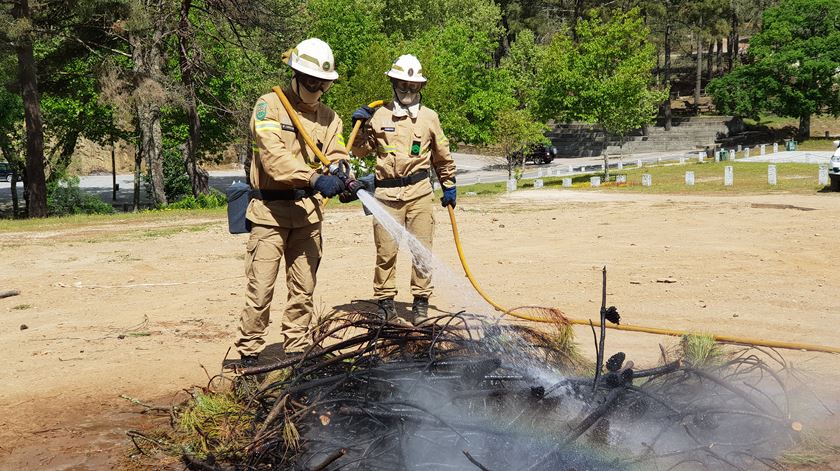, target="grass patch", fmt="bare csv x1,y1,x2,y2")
176,390,254,460
781,431,840,466
0,207,226,233
12,304,32,310
450,161,827,198
680,333,725,368
140,222,215,239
